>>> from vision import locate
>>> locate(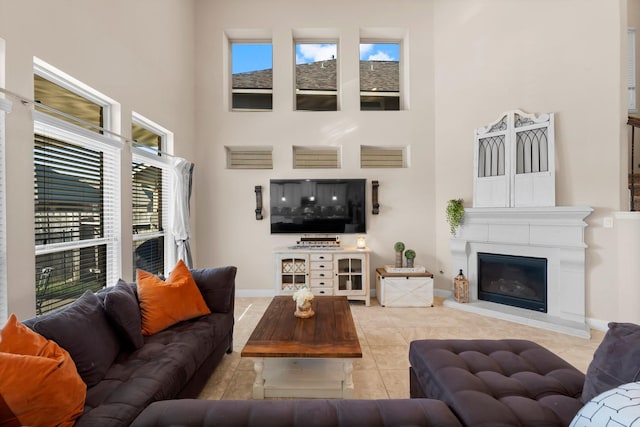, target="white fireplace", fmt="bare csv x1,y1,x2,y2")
447,206,593,338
